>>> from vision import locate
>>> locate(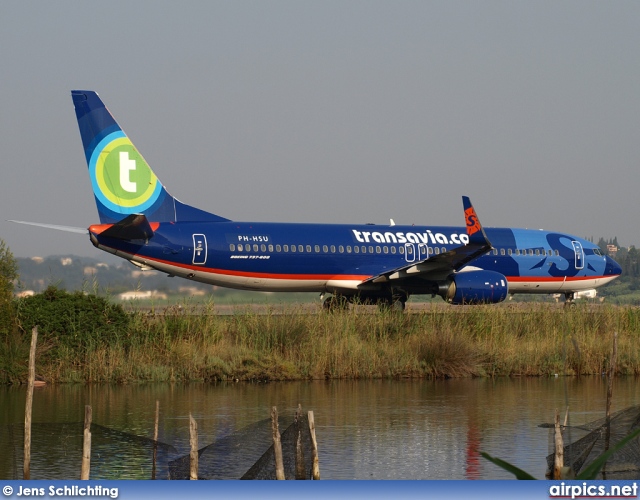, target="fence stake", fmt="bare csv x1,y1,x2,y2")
152,400,159,479
81,405,92,479
272,407,285,480
23,326,38,480
553,408,564,480
189,413,198,480
308,410,320,480
295,404,306,479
